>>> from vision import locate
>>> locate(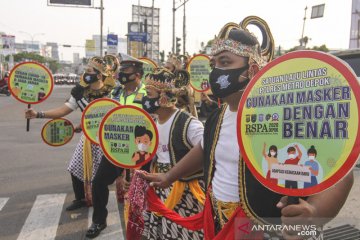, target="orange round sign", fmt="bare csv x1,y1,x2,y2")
99,105,159,168
41,118,74,147
8,62,53,104
81,98,121,144
237,50,360,196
